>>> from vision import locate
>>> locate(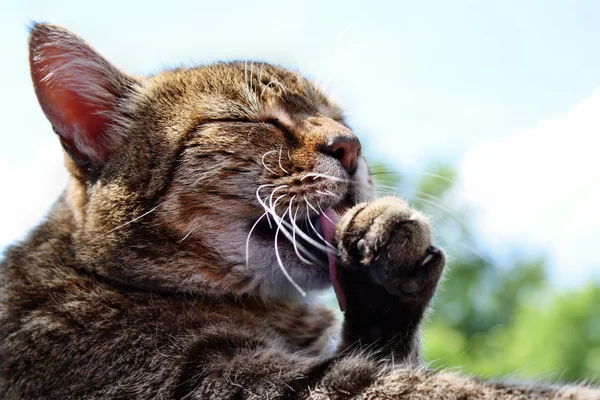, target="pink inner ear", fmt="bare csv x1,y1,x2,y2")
29,25,130,164
45,90,111,162
32,51,112,162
